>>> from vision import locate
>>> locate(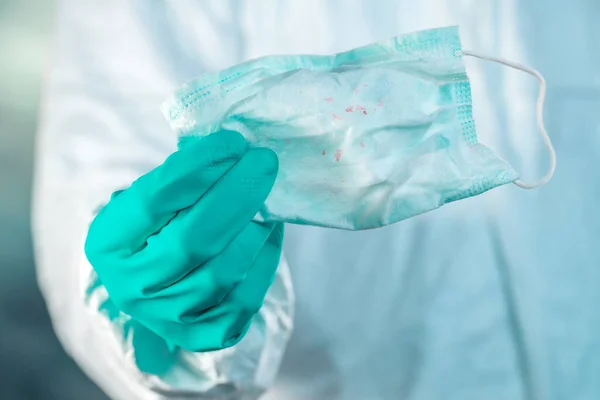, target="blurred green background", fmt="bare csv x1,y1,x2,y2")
0,1,107,398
